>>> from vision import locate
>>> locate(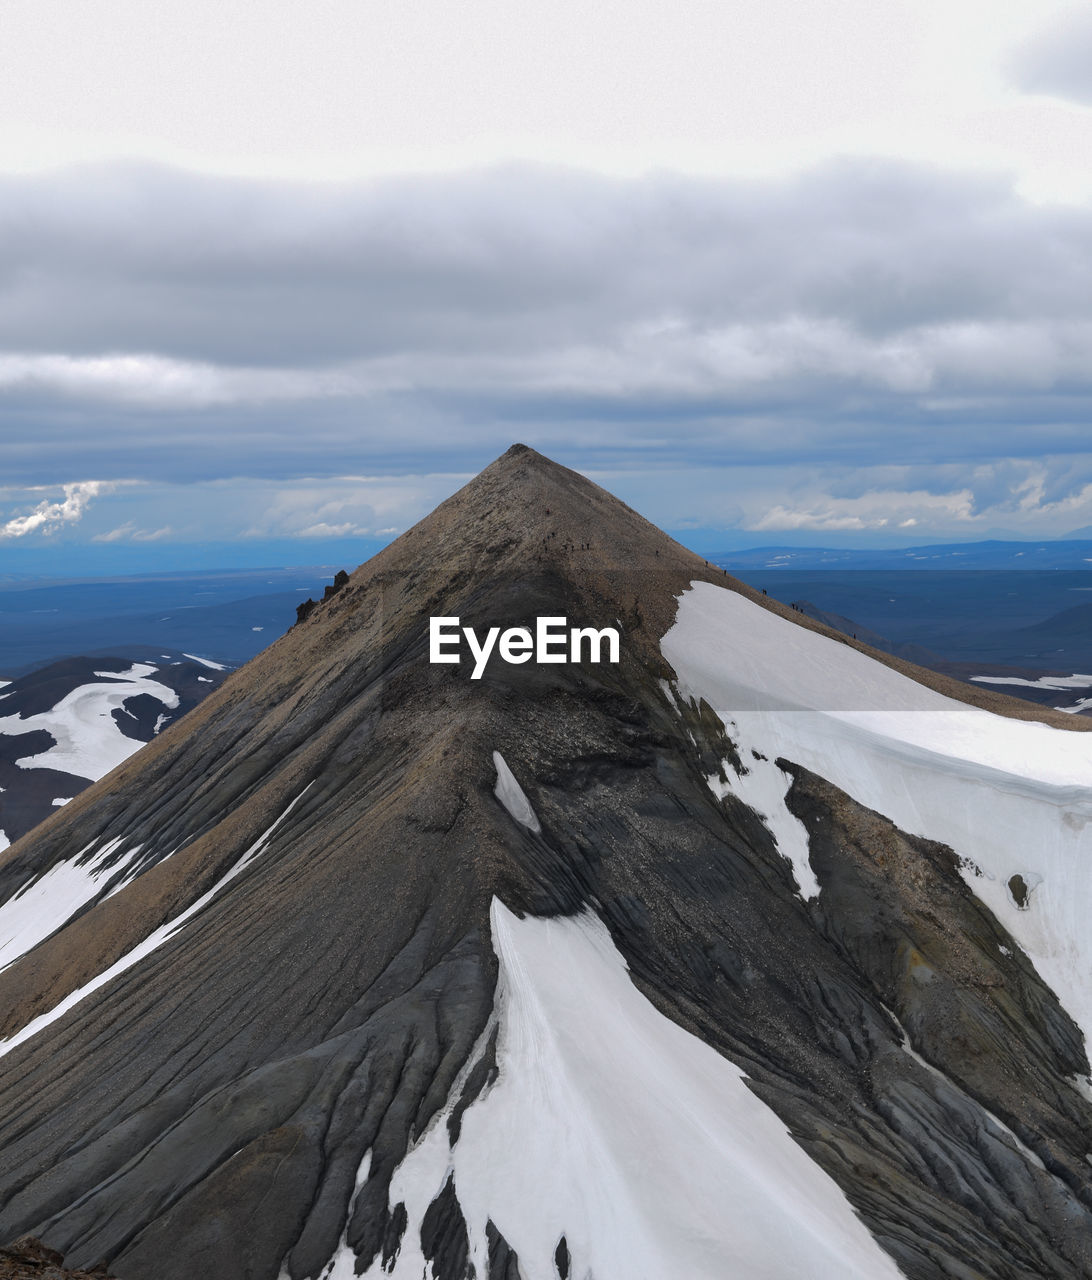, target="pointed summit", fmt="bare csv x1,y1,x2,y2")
2,449,1092,1280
